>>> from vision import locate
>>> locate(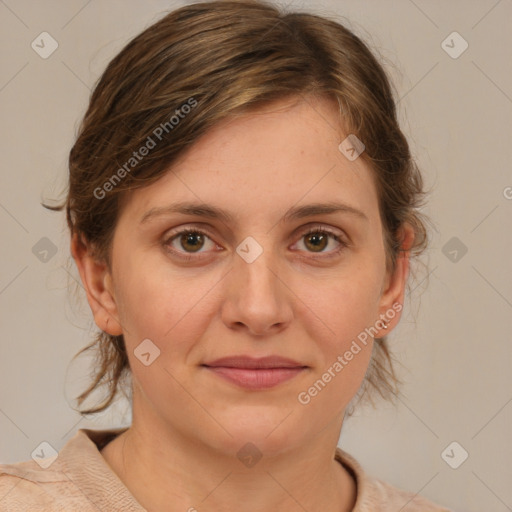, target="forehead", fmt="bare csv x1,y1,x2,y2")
119,96,380,226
